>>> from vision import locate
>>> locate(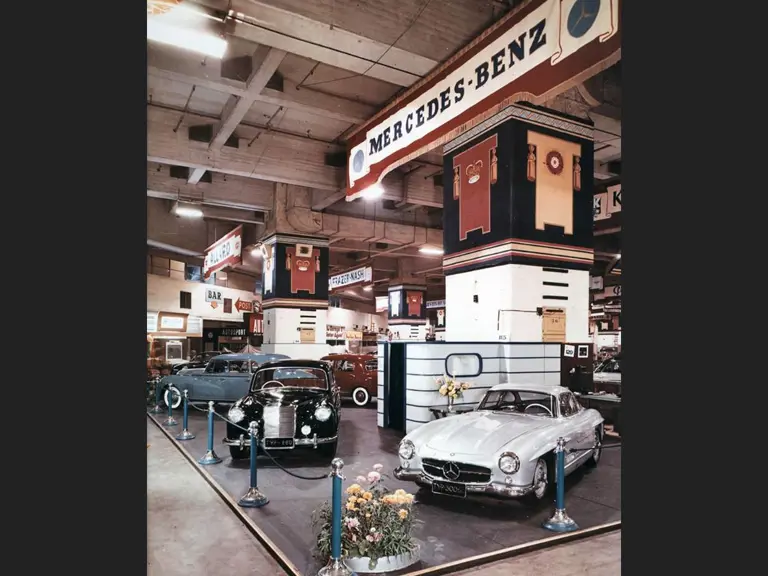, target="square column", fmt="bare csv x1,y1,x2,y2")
260,233,330,358
441,104,594,344
387,284,427,340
